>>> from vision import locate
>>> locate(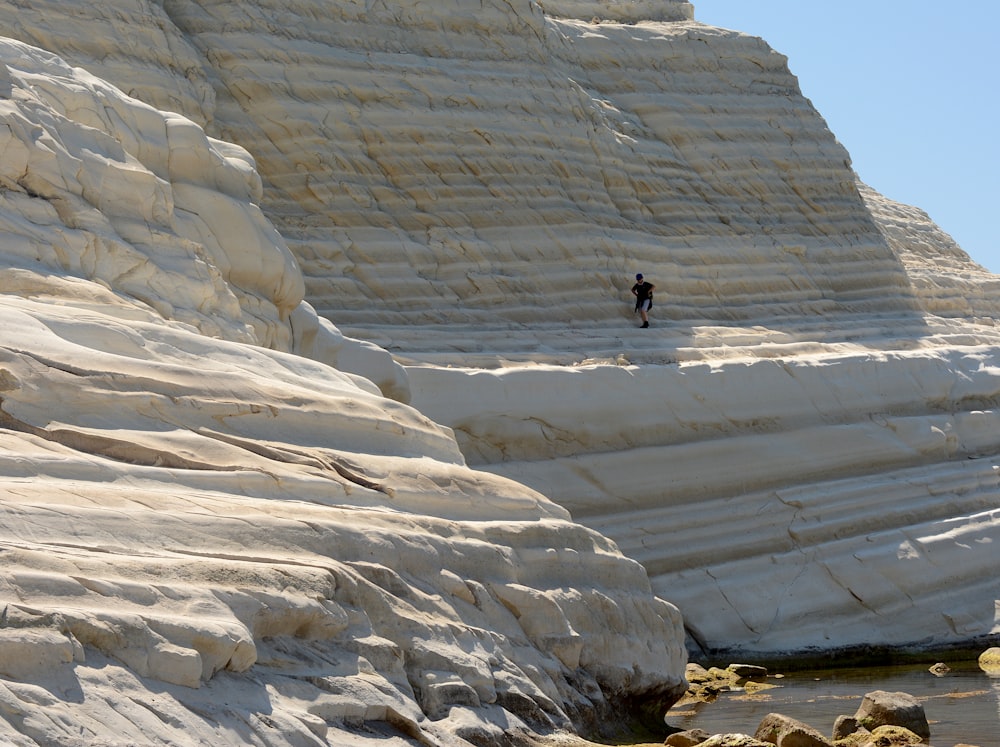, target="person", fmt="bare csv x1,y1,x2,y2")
631,272,655,328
